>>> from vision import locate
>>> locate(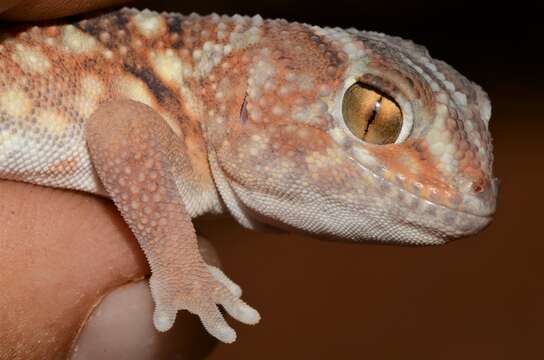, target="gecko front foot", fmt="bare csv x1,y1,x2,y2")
86,100,260,342
150,264,260,343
